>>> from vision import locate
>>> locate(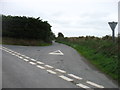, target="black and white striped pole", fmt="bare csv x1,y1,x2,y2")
108,21,117,42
